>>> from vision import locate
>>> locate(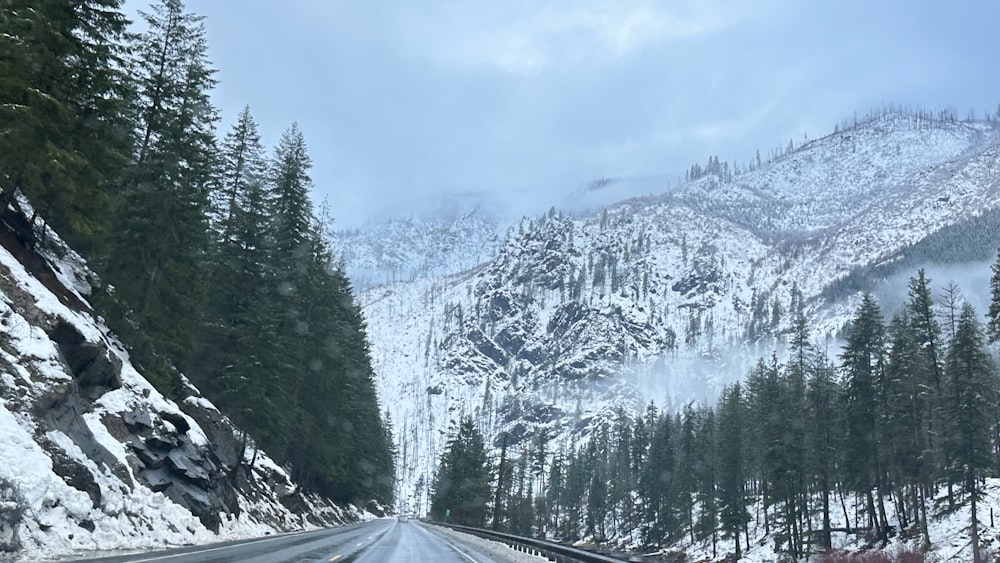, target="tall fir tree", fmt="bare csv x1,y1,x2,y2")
716,383,749,558
805,360,842,551
942,303,996,563
431,418,491,526
906,270,944,480
103,0,218,394
0,0,132,251
882,312,929,540
641,413,677,545
840,294,889,541
987,248,1000,343
194,107,285,454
